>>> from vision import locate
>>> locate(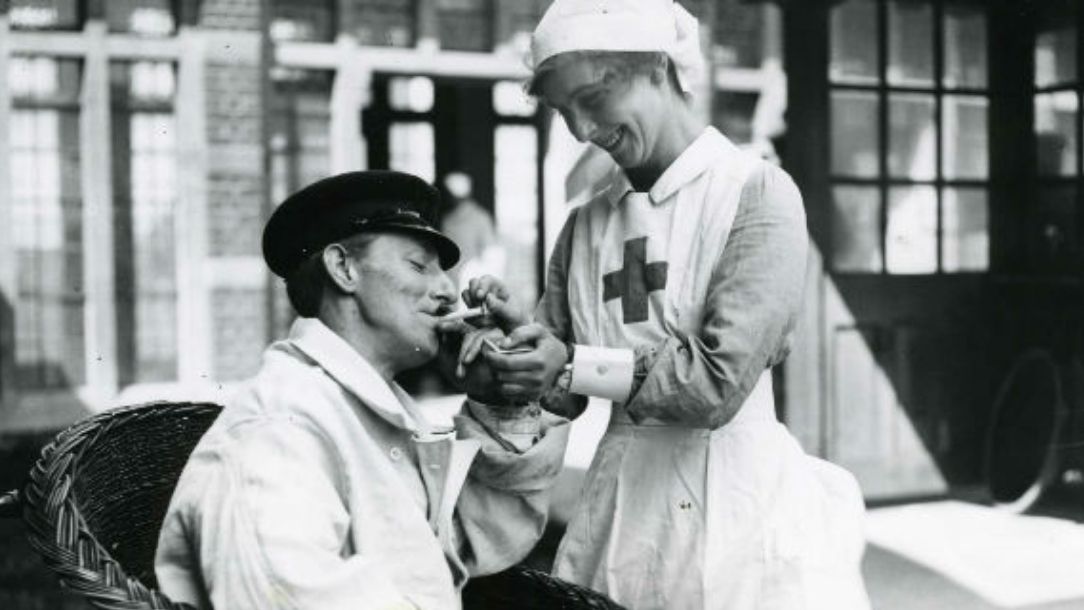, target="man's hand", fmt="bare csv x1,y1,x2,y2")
437,323,507,404
462,275,529,333
483,323,569,402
